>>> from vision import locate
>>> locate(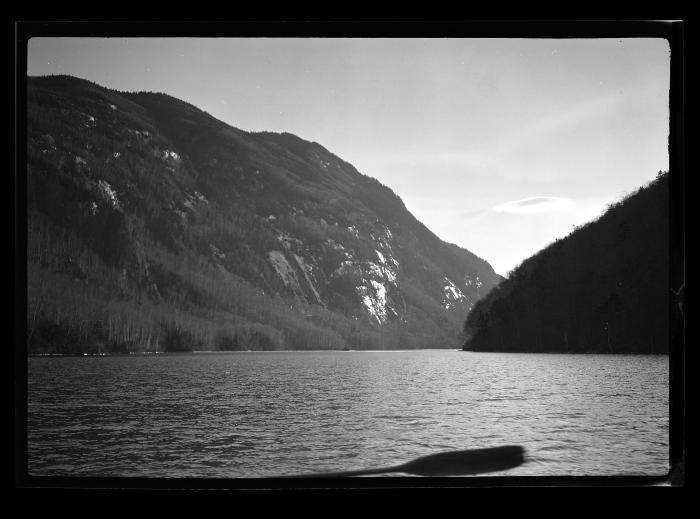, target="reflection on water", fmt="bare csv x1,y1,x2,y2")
27,351,669,477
